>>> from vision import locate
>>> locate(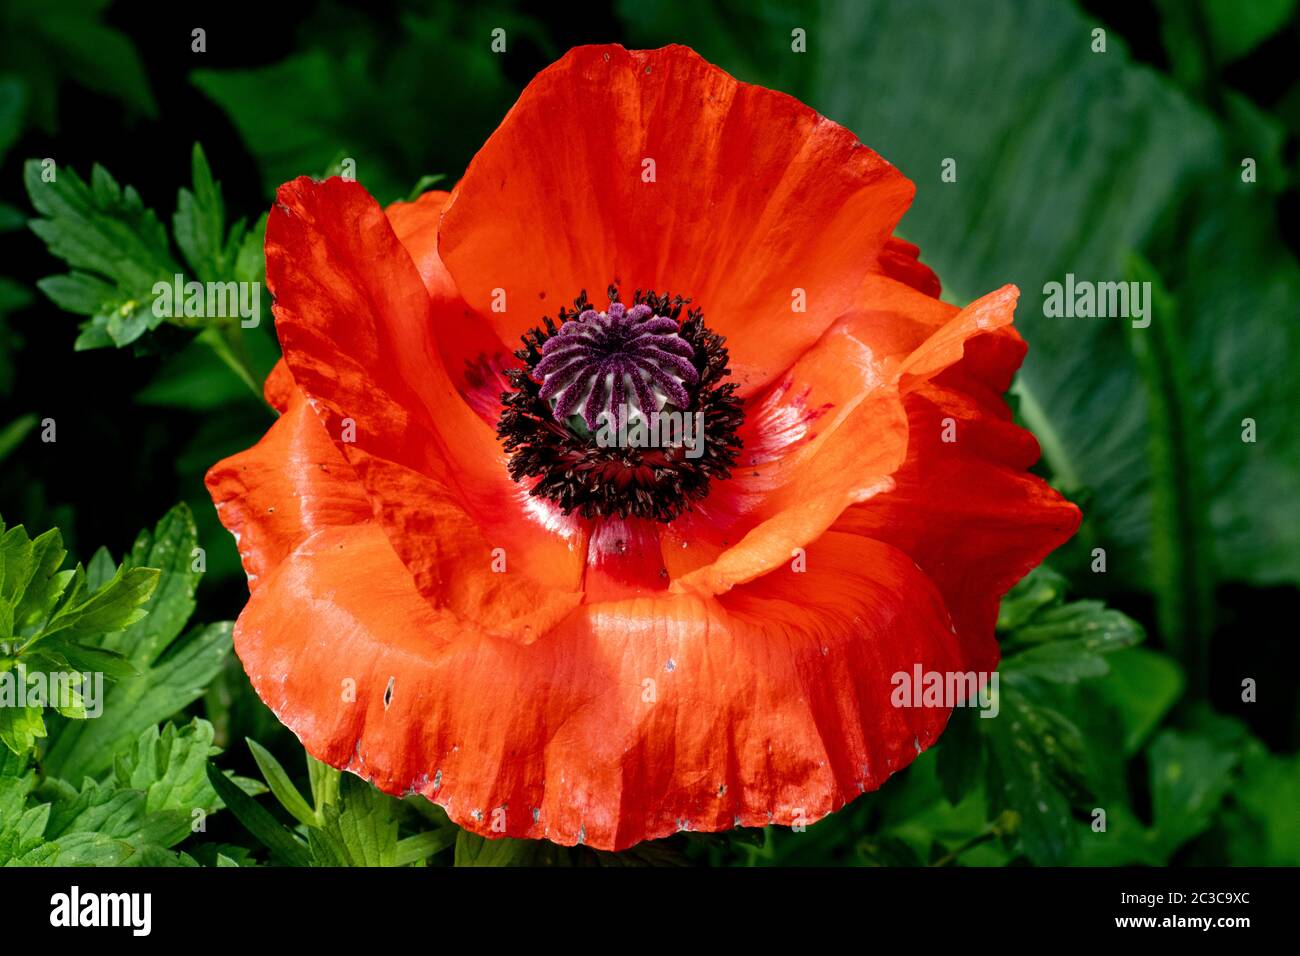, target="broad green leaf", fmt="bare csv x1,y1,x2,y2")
1147,729,1239,857
983,679,1089,865
1220,746,1300,866
1090,648,1184,756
